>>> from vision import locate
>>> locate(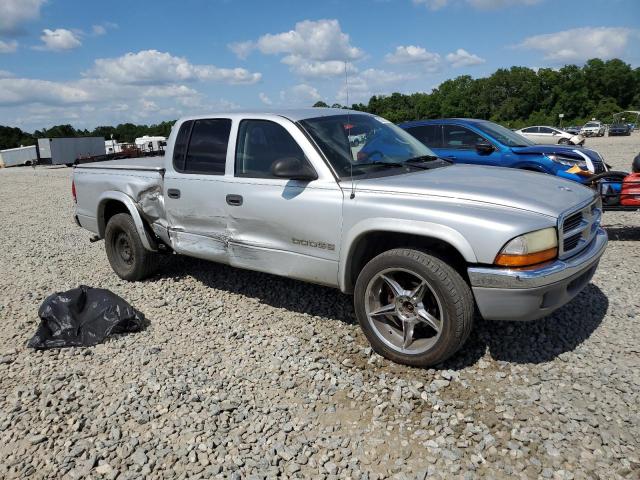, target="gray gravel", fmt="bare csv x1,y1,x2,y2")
0,135,638,479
